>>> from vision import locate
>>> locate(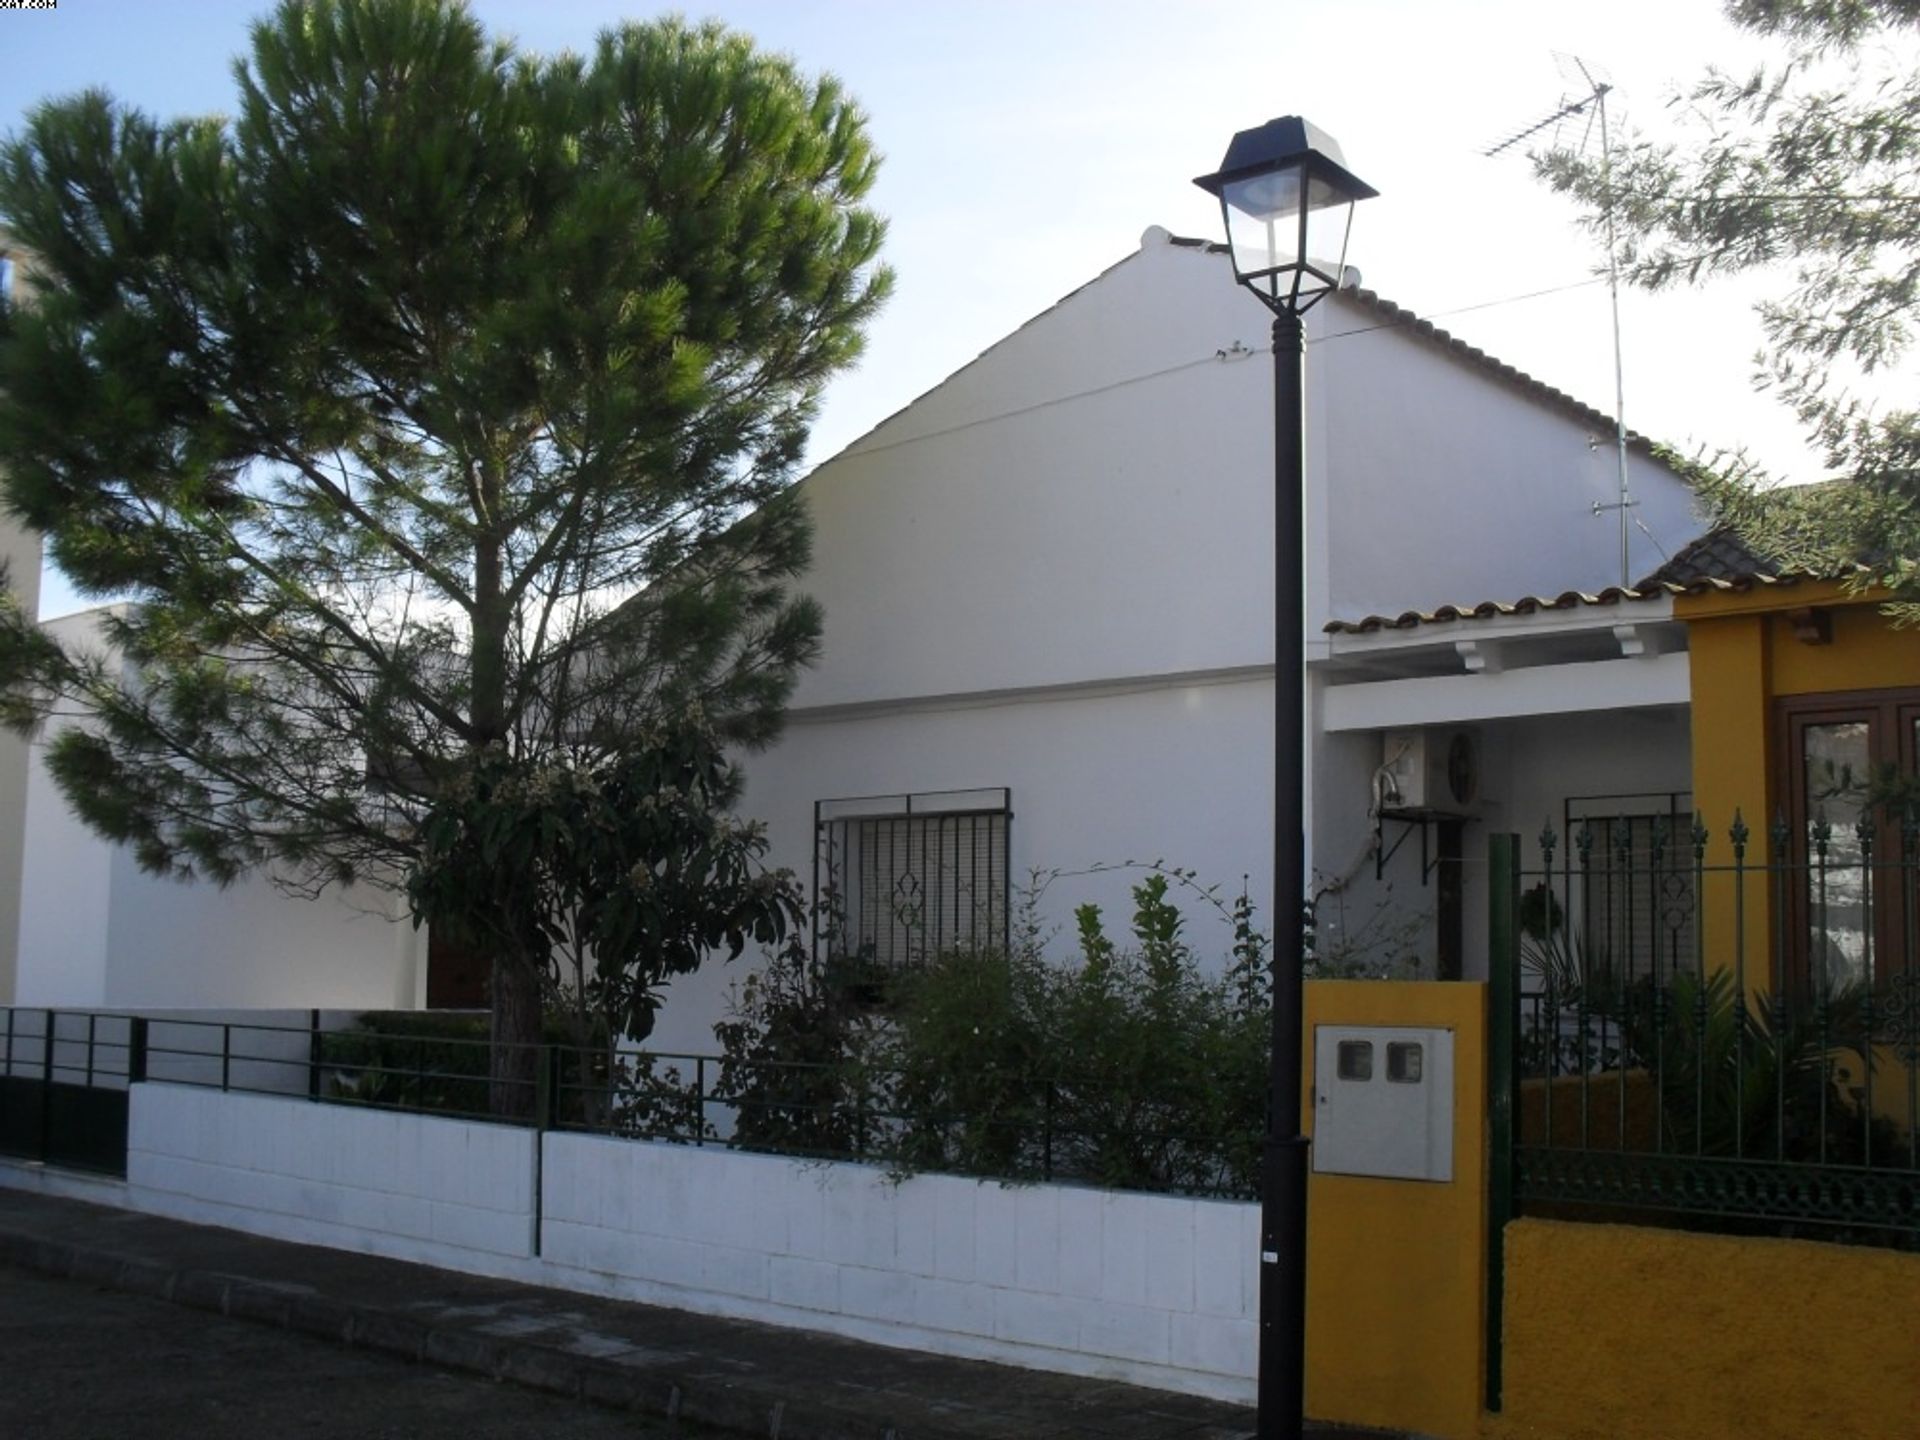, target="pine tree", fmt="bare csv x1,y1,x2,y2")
0,0,890,1109
1538,0,1920,618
